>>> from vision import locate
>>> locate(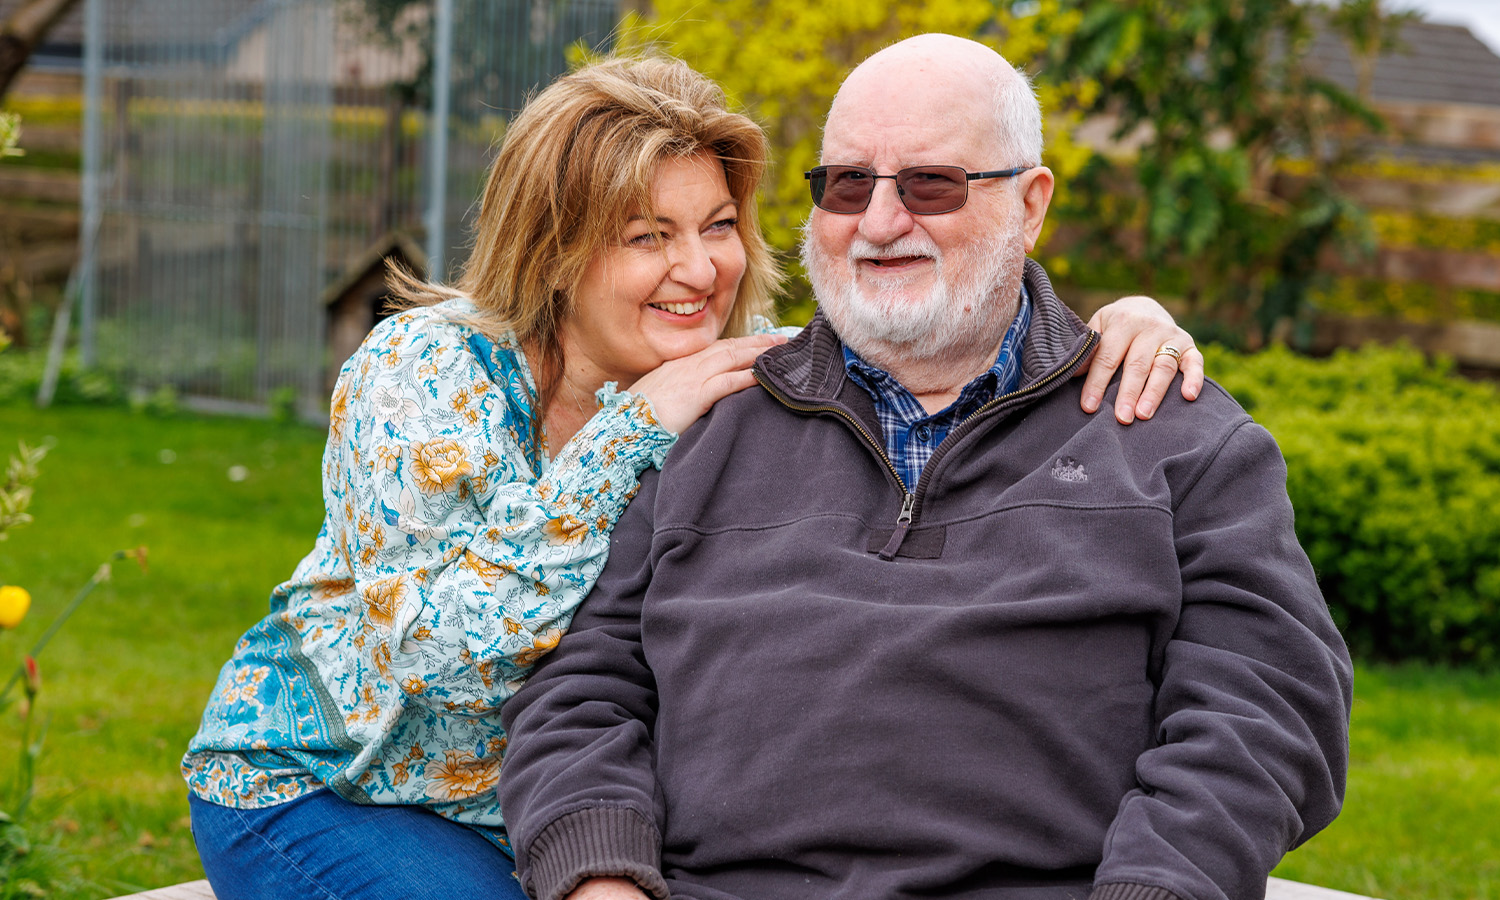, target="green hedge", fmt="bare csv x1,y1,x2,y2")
0,349,121,407
1207,343,1500,664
